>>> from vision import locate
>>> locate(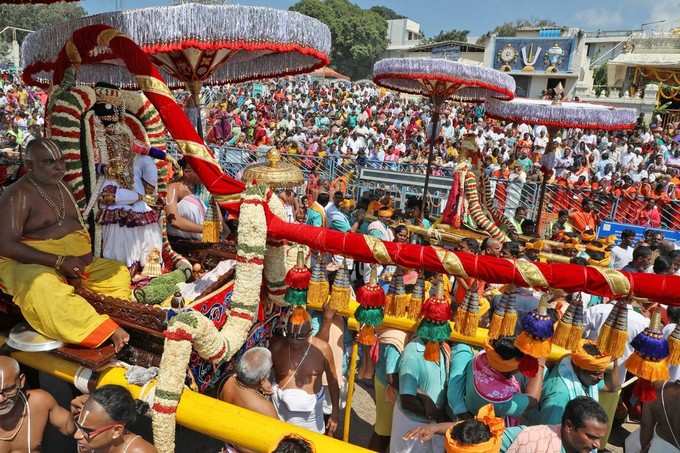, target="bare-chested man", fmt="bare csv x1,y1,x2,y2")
165,160,205,241
71,385,156,453
220,347,277,453
0,356,75,452
270,317,339,436
220,347,277,418
639,381,680,453
0,139,130,350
